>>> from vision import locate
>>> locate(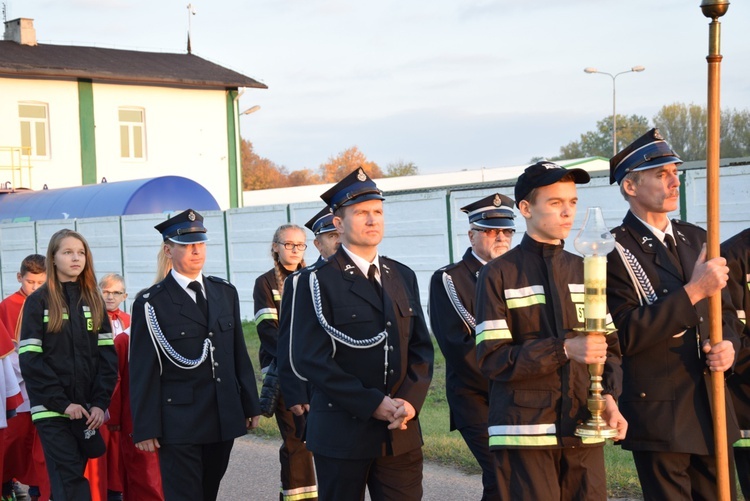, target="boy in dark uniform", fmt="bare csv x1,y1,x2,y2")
606,129,740,500
722,228,750,499
475,162,626,500
289,168,434,501
129,209,261,501
428,193,515,501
